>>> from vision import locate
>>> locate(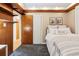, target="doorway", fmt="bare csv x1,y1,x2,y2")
22,15,33,44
